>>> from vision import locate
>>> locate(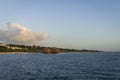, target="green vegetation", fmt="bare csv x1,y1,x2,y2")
0,43,102,53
